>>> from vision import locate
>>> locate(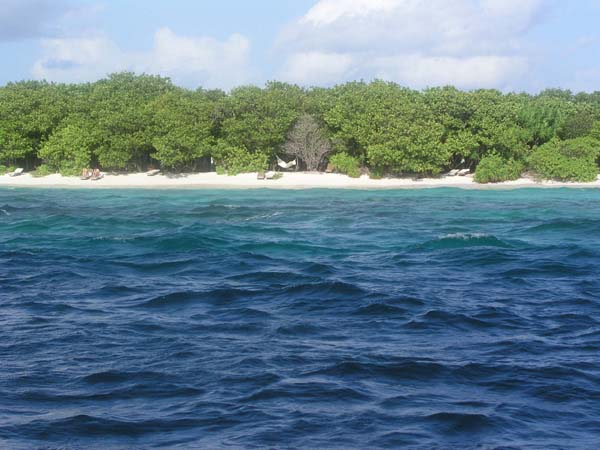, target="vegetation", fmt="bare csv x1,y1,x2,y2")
474,154,524,183
528,137,600,182
329,152,361,178
1,73,600,182
39,120,94,175
0,165,16,175
211,143,267,176
282,114,332,171
30,164,55,178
